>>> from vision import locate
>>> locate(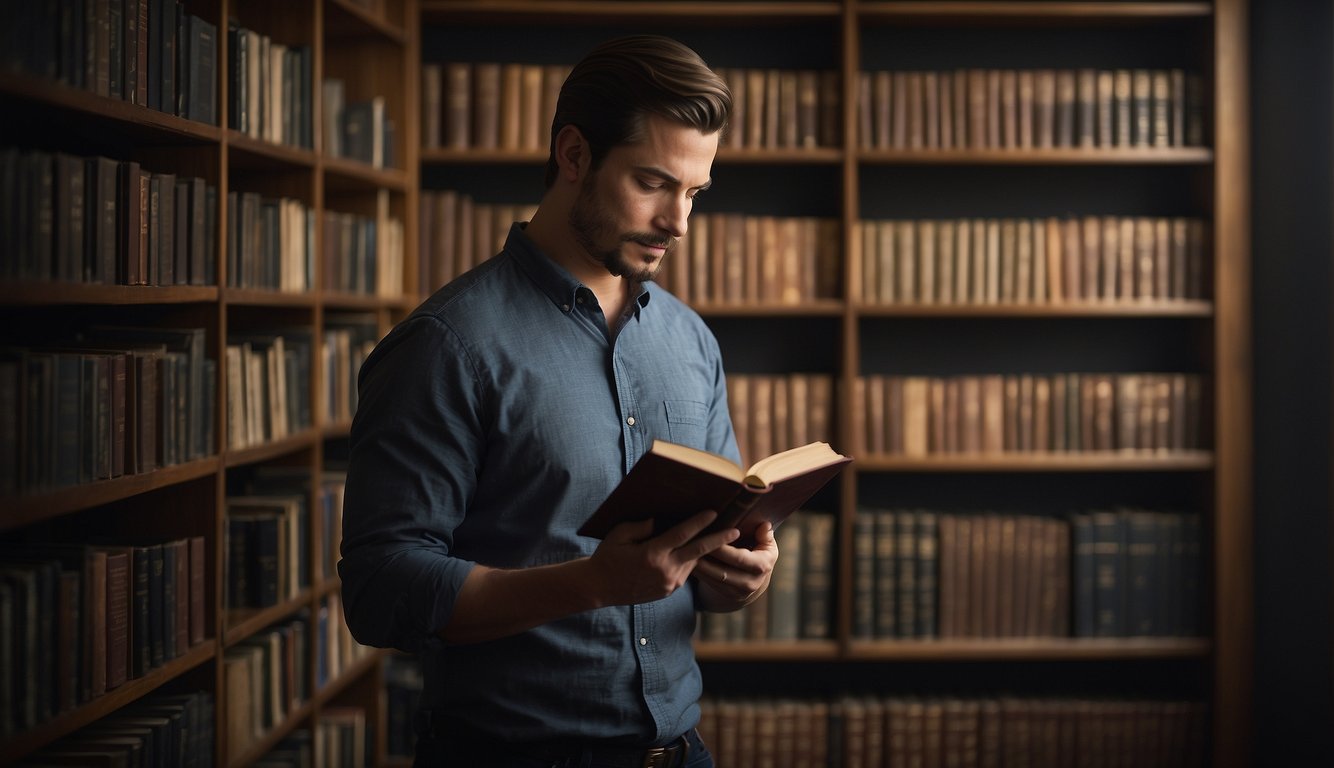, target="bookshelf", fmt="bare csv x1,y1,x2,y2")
409,0,1249,766
0,0,415,765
